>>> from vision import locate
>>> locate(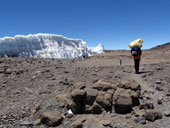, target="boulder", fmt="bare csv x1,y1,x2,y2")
118,80,141,91
56,94,73,108
40,110,63,127
96,91,112,112
126,89,140,106
70,89,87,114
84,88,98,106
113,88,133,114
92,81,117,91
71,89,86,102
